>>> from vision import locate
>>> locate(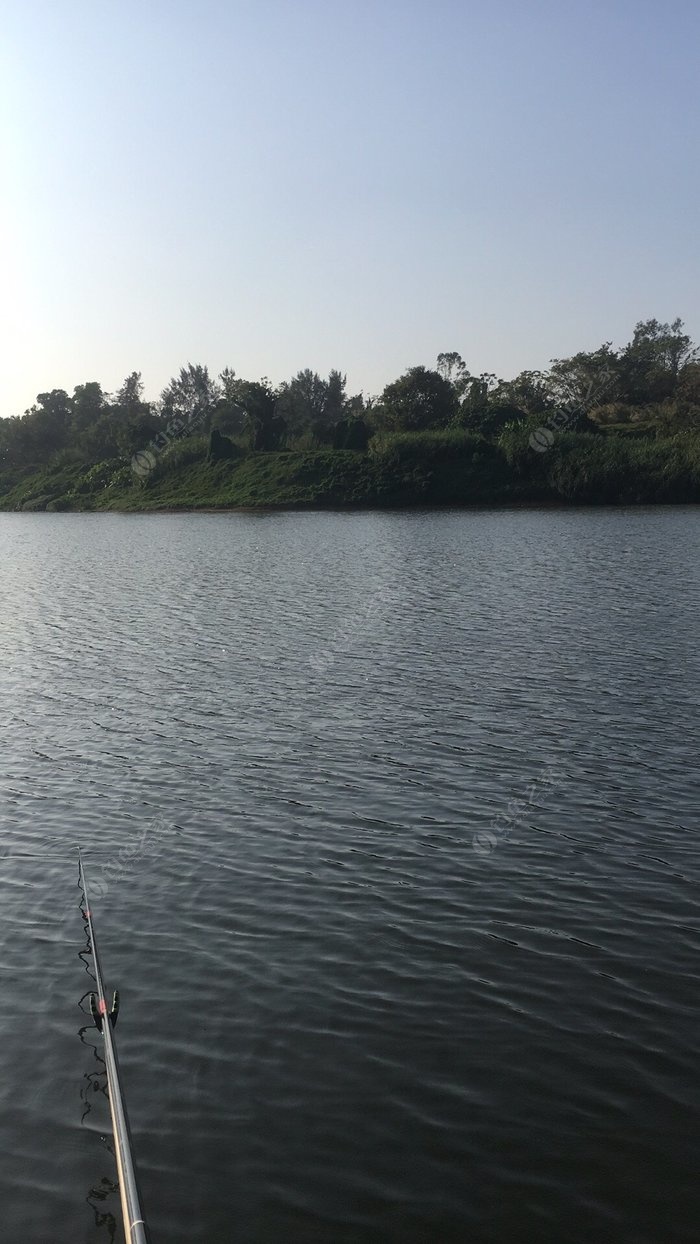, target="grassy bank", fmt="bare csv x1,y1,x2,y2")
1,428,700,512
